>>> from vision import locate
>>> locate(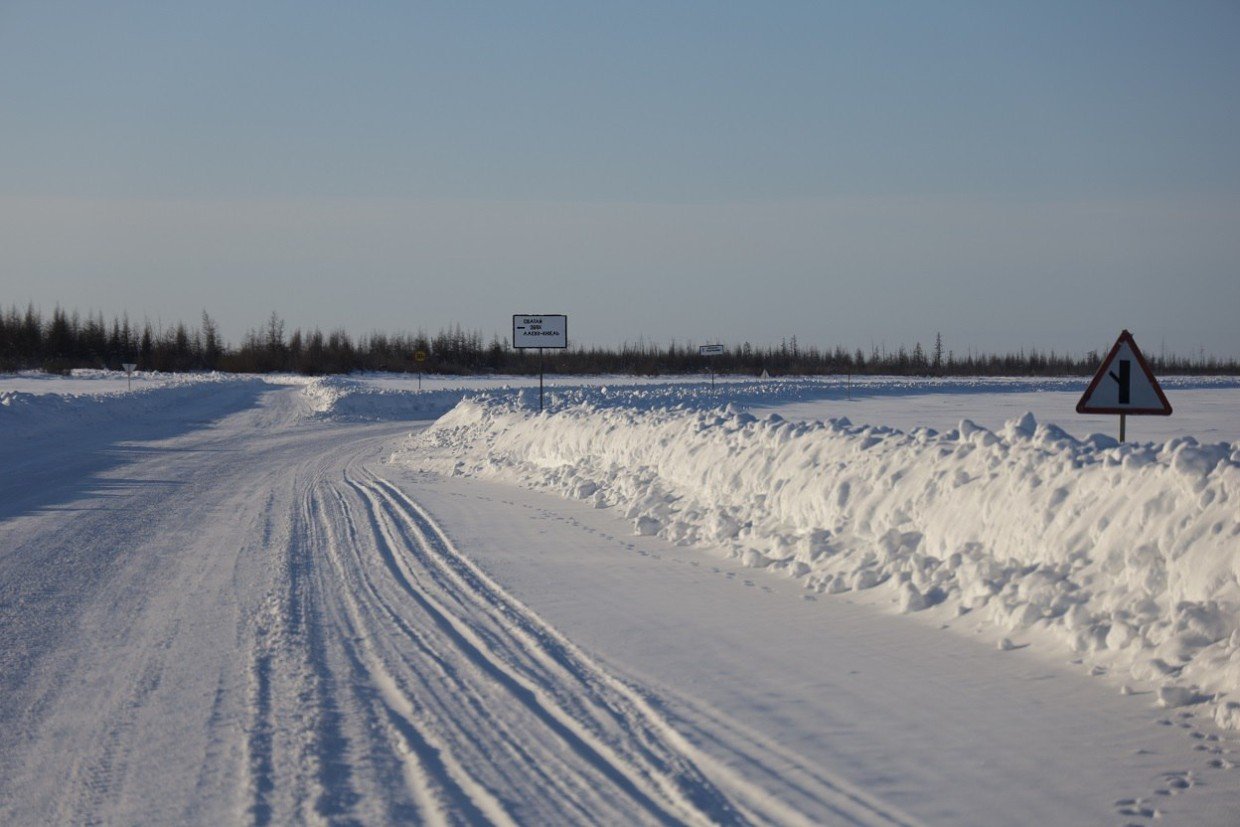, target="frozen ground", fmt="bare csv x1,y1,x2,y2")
1,371,1238,825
